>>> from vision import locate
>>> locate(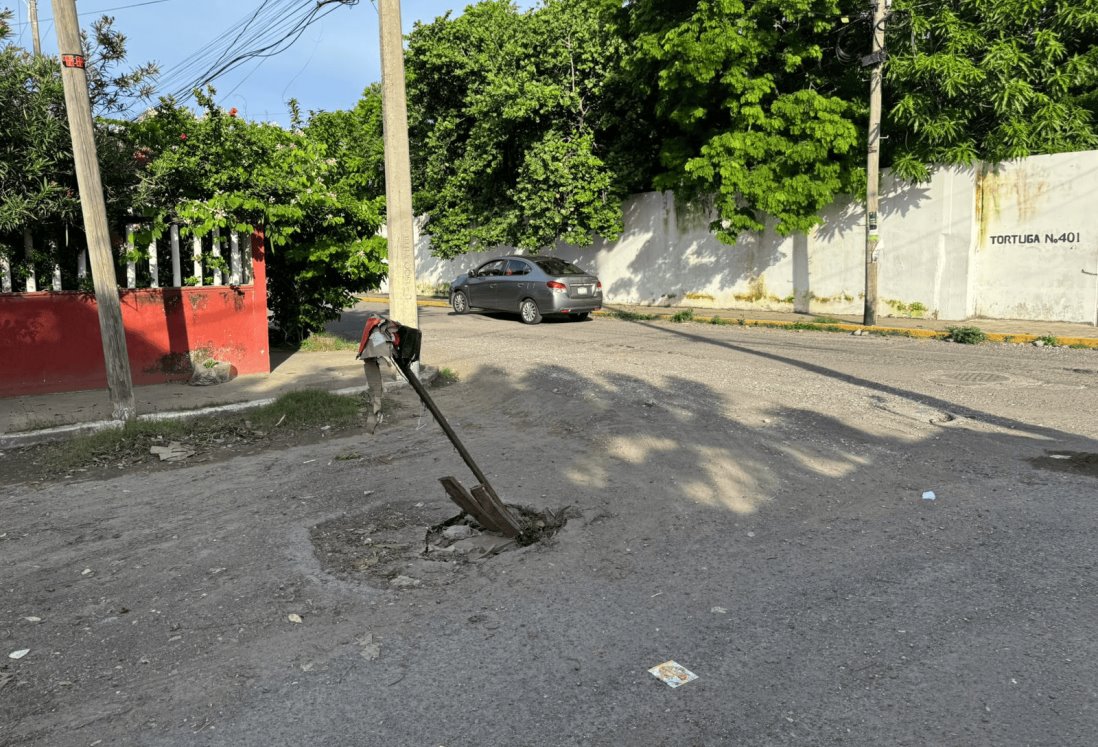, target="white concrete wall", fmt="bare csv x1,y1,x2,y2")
971,153,1098,324
409,150,1098,325
877,167,978,320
